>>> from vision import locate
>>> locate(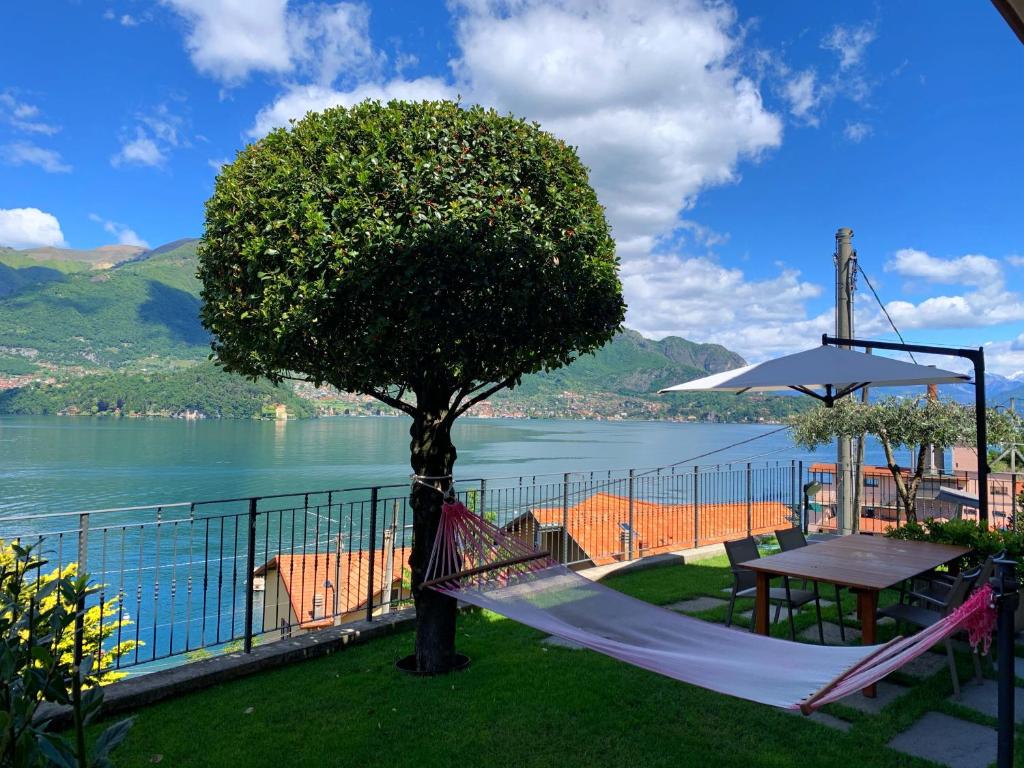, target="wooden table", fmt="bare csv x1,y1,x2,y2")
743,535,970,697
